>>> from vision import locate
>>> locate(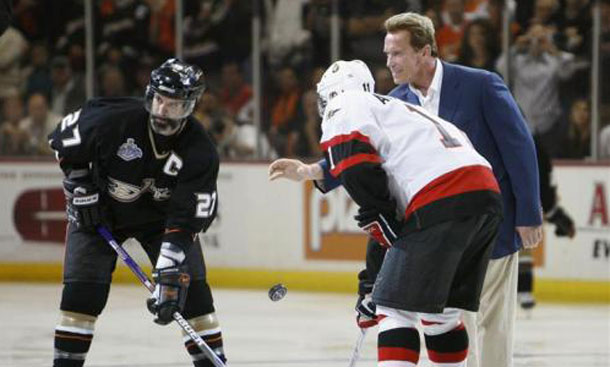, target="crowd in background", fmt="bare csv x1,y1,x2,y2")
0,0,608,160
